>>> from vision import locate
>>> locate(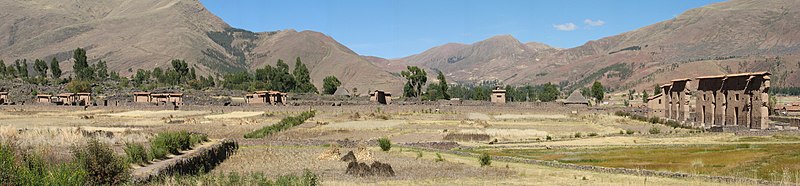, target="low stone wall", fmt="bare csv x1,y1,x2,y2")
770,116,800,127
401,145,782,185
131,139,239,183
